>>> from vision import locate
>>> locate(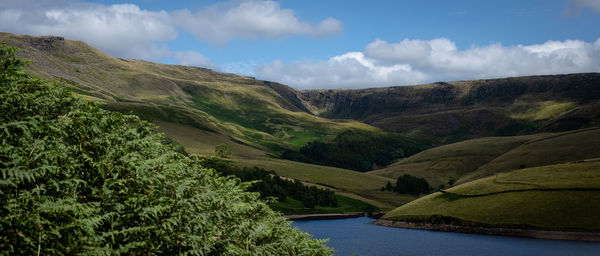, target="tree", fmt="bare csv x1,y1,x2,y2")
394,174,431,195
385,181,393,191
214,143,232,158
0,43,332,255
448,177,457,187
